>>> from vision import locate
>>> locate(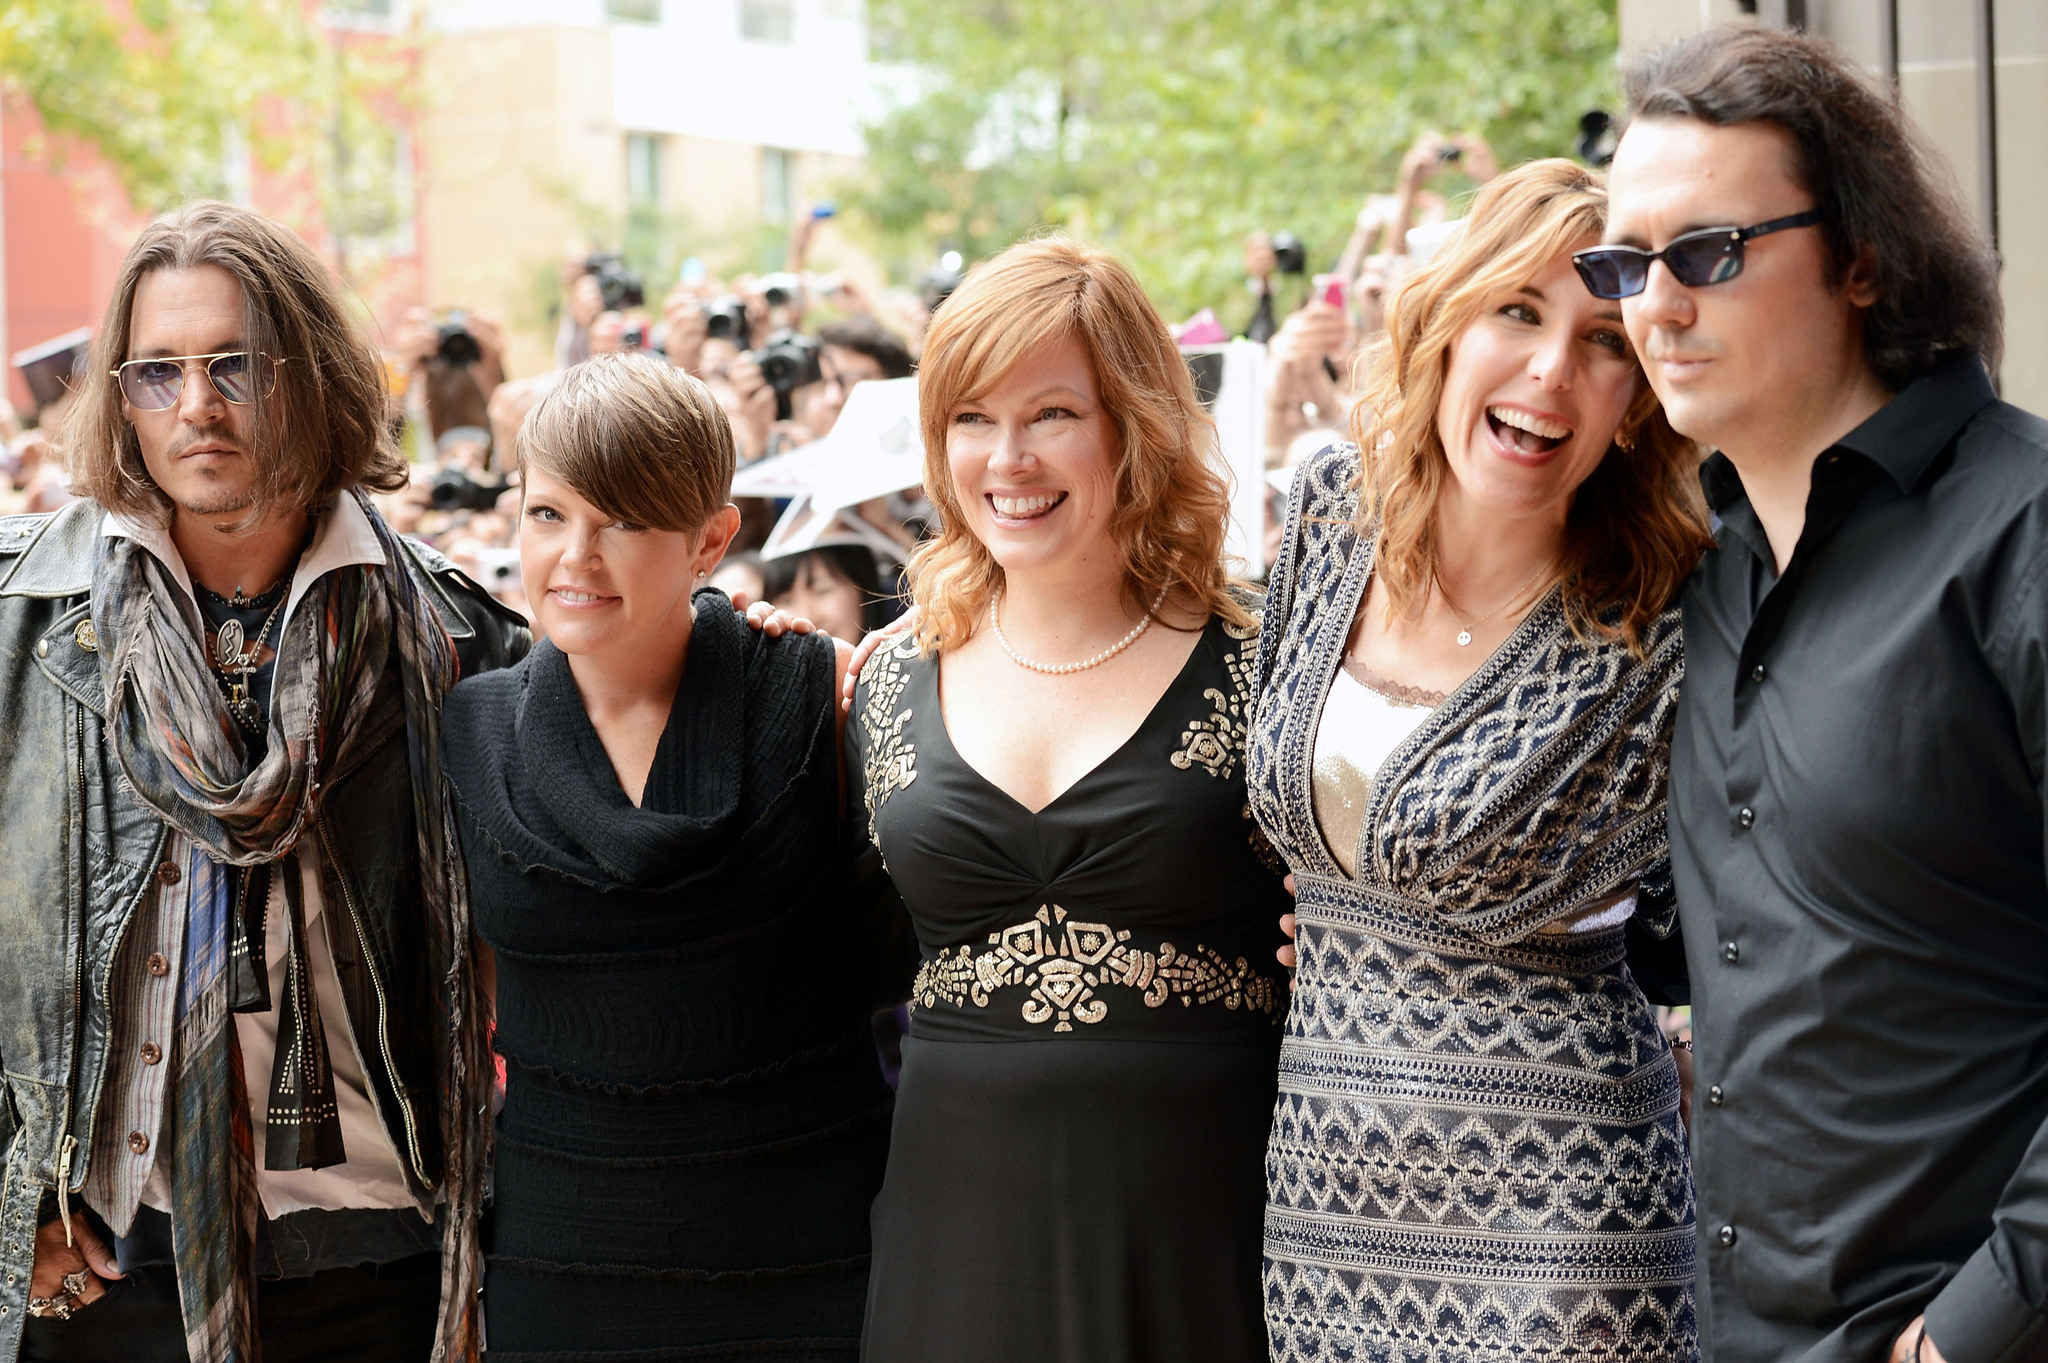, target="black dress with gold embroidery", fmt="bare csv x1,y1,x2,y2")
850,612,1290,1363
